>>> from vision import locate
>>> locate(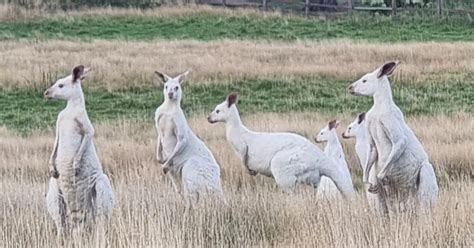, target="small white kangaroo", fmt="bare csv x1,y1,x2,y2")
154,71,222,199
348,61,438,211
44,65,115,235
207,93,355,198
314,120,353,198
342,113,382,210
